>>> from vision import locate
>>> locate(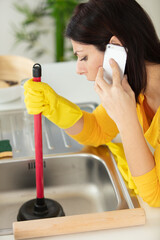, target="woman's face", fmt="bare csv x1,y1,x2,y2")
71,40,104,81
